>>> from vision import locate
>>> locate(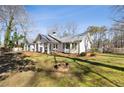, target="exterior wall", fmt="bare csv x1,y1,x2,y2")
24,34,91,54
70,43,79,53
24,39,91,54
50,43,63,52
29,44,35,51
80,39,86,53
47,43,50,54
32,42,51,54
57,43,63,52
39,43,44,53
63,43,70,53
63,43,80,54
79,36,91,53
